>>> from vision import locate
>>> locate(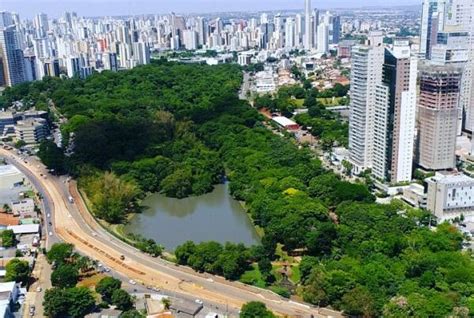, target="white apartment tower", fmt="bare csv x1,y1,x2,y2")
304,0,313,50
348,32,385,174
372,41,418,183
420,0,447,59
